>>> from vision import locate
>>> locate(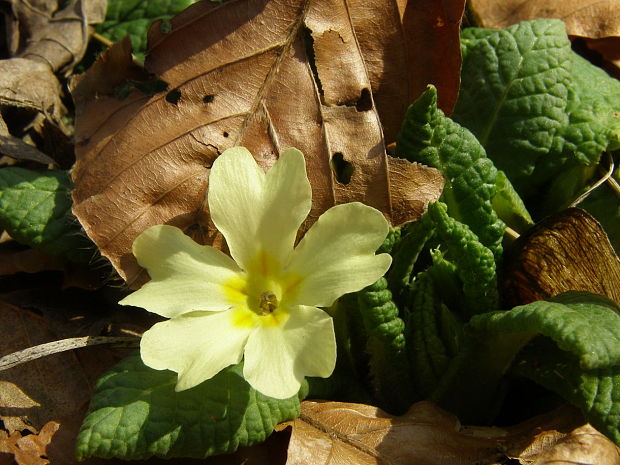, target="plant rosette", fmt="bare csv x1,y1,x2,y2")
120,147,392,399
